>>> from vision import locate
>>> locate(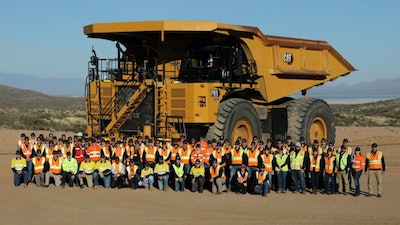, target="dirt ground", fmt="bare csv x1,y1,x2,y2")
1,127,399,225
